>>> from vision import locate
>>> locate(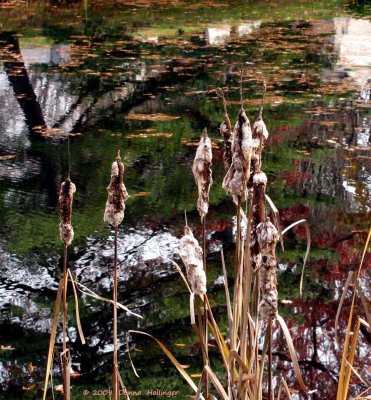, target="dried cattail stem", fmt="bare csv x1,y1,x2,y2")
179,226,207,296
103,150,128,400
104,150,129,227
222,108,252,205
217,88,233,171
192,128,213,222
257,220,279,319
59,178,76,246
